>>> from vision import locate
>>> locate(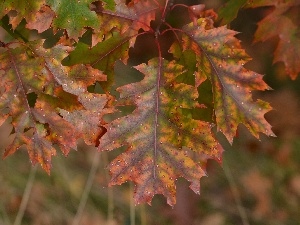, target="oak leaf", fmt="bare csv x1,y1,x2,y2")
218,0,300,79
245,0,300,79
98,58,221,206
0,41,106,172
181,18,274,143
0,42,59,173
